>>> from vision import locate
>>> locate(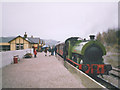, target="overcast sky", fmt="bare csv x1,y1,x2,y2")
2,2,118,42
